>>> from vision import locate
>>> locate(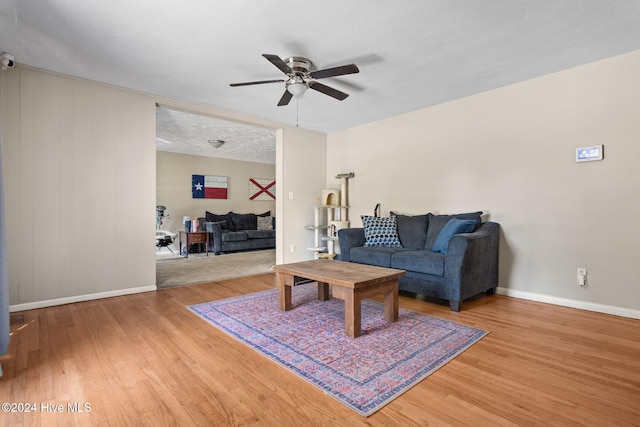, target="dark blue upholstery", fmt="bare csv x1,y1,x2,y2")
339,220,499,311
201,215,275,255
391,250,445,276
221,231,249,242
391,212,428,250
350,246,403,267
424,211,482,250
